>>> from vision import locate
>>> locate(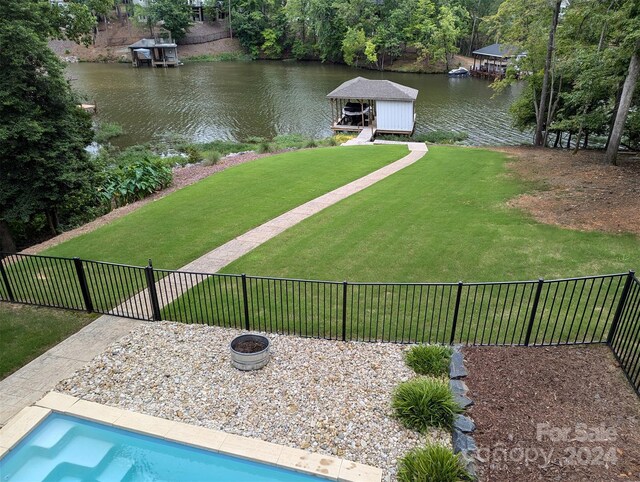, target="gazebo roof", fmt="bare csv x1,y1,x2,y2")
327,77,418,102
472,43,521,59
129,38,177,49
